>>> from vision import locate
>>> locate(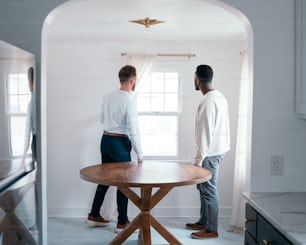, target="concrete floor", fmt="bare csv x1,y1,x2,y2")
48,217,243,245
